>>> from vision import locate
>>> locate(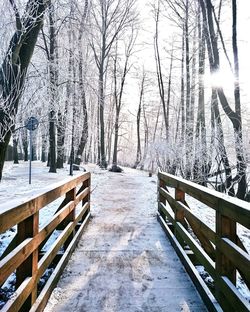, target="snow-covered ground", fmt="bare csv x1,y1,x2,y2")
0,161,249,308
